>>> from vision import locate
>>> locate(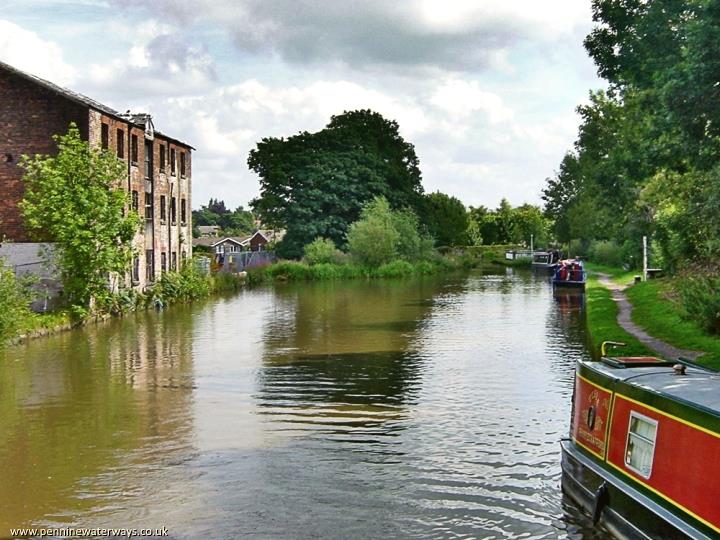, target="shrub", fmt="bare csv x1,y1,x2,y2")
376,260,414,278
303,237,344,265
677,274,720,333
589,240,623,267
150,259,212,304
309,263,342,280
0,261,34,342
347,197,399,266
266,261,311,281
